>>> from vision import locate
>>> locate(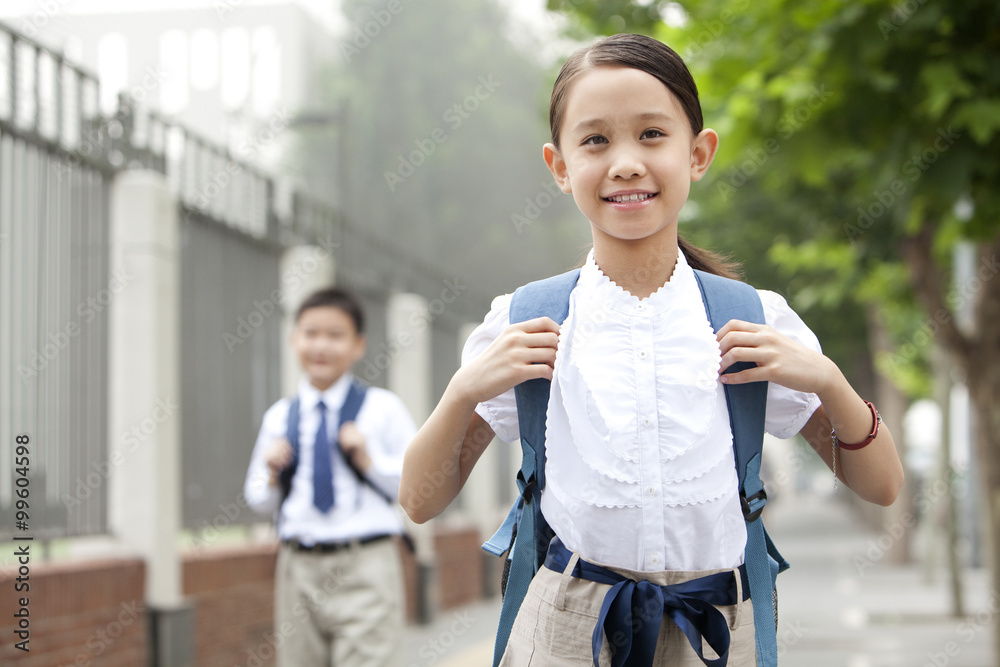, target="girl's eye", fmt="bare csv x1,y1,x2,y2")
582,135,608,146
641,129,665,139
